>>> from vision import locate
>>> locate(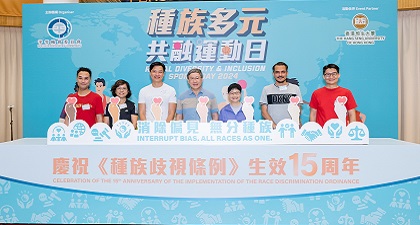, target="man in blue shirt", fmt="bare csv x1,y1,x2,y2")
176,68,218,122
